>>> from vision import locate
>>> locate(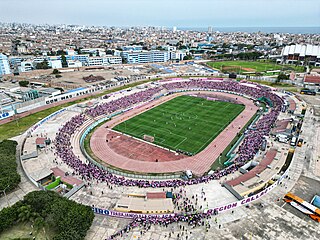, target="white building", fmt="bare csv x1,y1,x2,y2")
66,49,77,55
72,54,89,64
88,57,103,66
103,55,122,64
81,48,106,56
170,51,187,61
281,44,320,66
49,60,62,69
0,54,11,76
121,50,169,64
67,60,82,68
18,61,34,72
33,56,46,64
